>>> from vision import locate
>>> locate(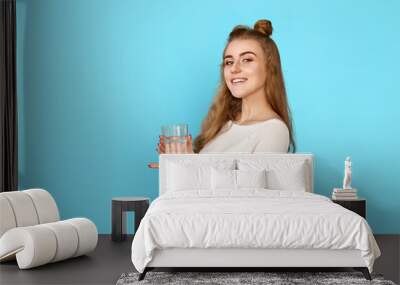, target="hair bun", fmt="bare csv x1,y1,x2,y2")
253,19,273,37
